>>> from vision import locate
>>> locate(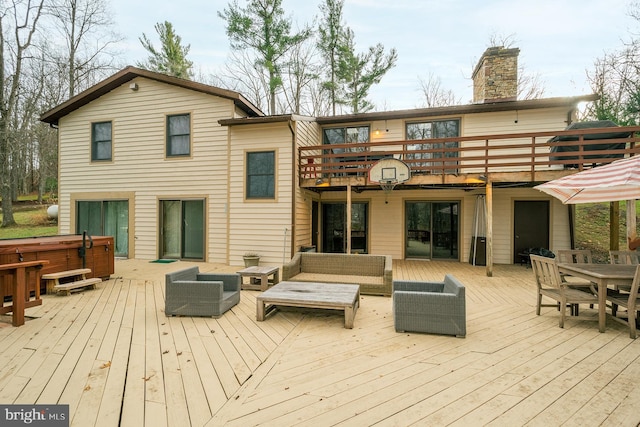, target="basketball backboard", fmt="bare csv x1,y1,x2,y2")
368,157,411,184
